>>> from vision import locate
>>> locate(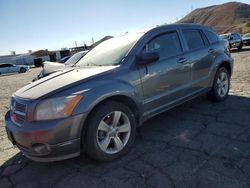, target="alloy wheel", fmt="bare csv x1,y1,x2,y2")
216,71,229,97
96,111,131,154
